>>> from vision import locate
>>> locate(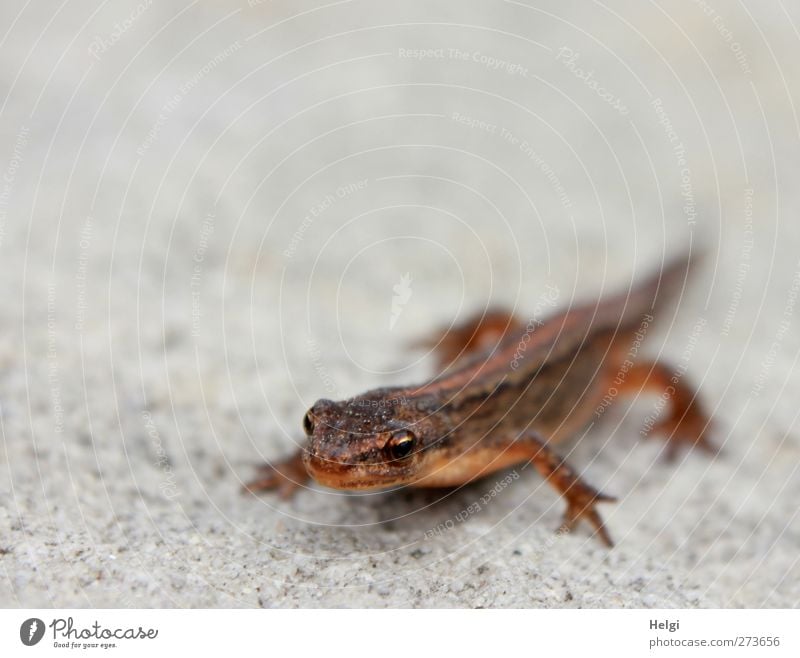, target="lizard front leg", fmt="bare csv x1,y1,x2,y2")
517,432,617,547
243,449,309,498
